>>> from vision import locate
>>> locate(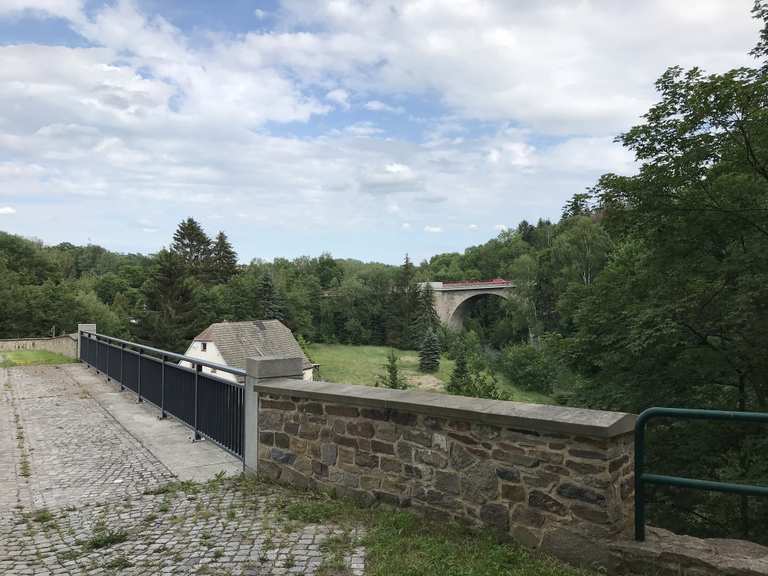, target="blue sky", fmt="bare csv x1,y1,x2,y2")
0,0,760,263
